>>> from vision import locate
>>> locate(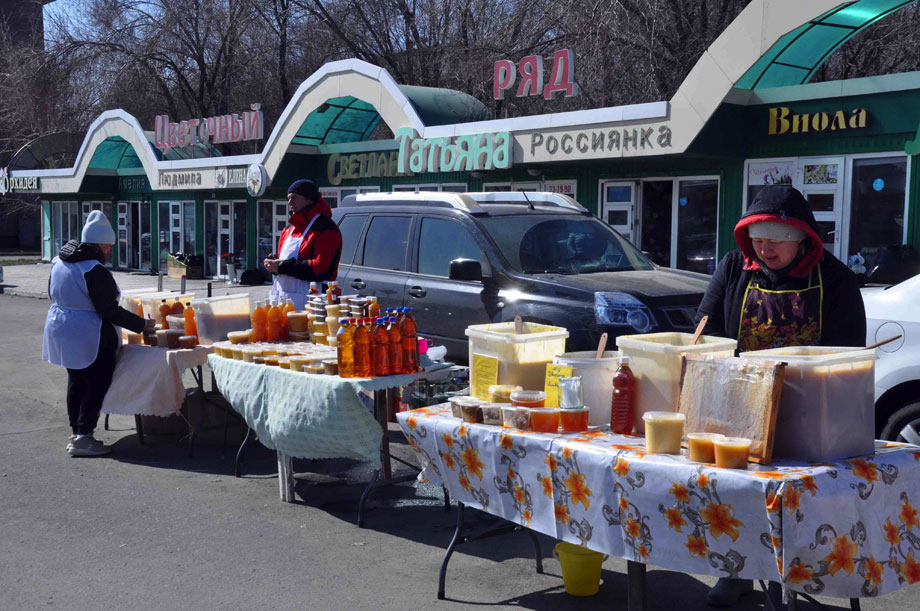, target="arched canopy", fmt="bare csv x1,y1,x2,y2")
735,0,919,89
290,84,490,147
87,135,221,170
